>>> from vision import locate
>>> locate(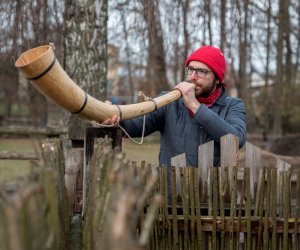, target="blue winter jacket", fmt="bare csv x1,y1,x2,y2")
121,88,247,167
